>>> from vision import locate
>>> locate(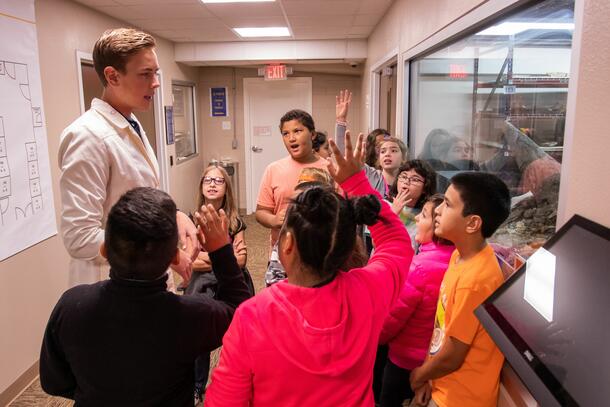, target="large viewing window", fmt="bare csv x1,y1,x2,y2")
408,0,574,265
